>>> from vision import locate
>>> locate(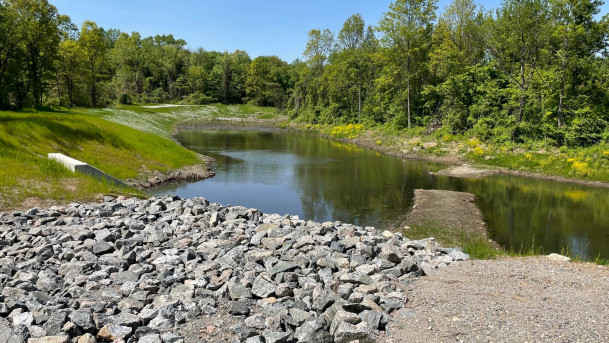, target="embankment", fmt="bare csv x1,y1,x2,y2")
0,196,468,342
